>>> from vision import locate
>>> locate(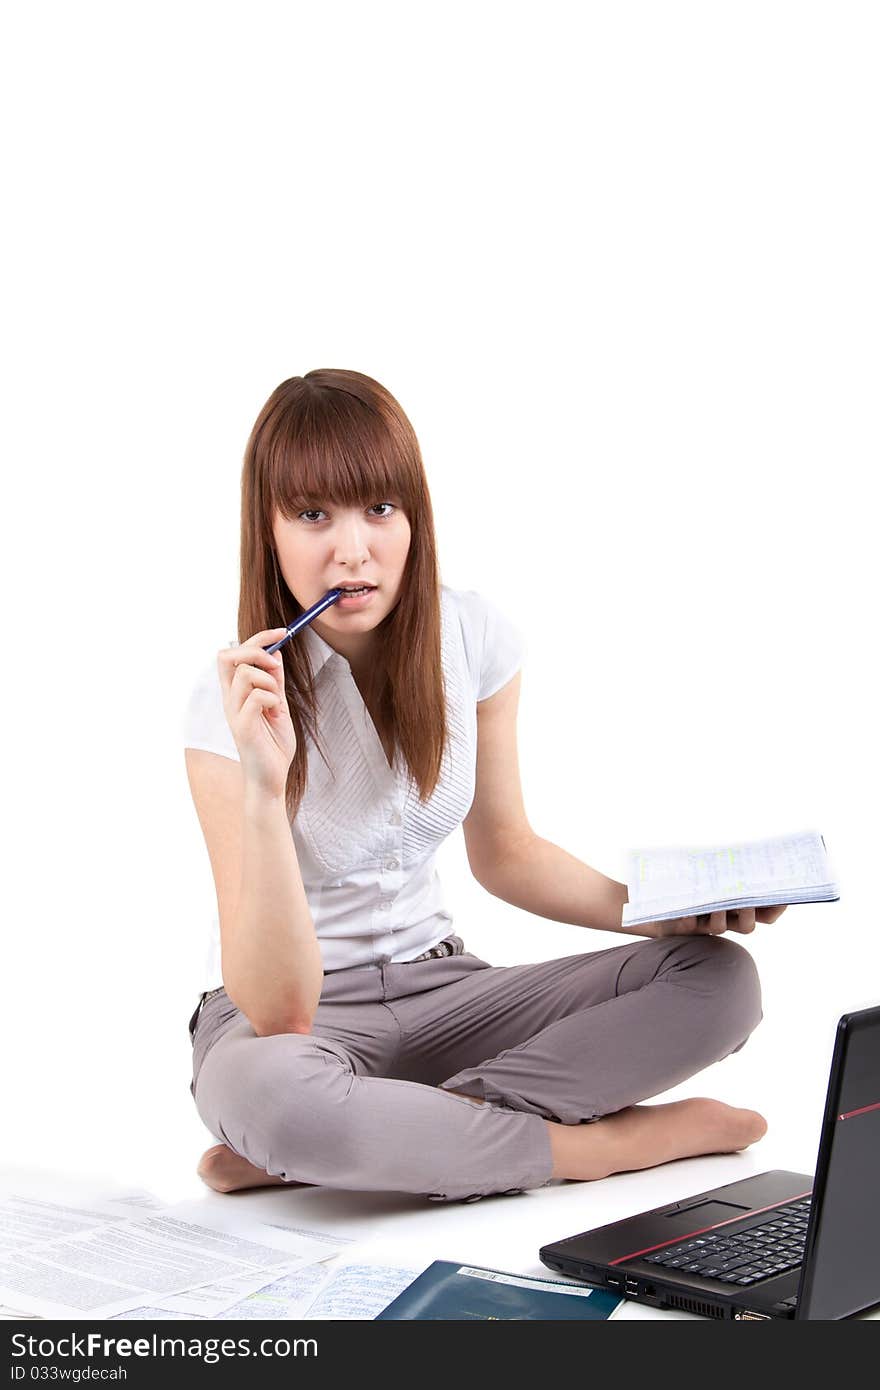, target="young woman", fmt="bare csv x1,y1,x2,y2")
183,368,781,1204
